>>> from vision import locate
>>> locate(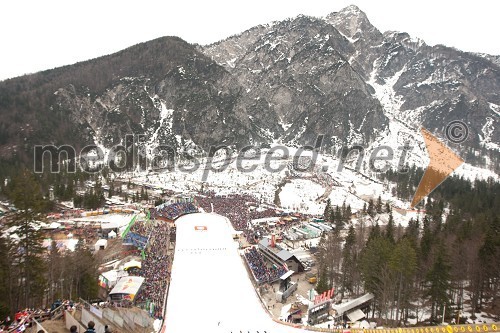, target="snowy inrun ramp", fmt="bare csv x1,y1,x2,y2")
163,213,309,333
